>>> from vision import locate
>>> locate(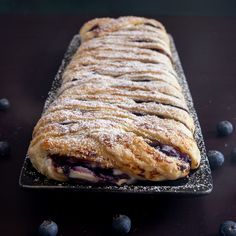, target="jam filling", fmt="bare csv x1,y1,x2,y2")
148,141,191,164
59,121,78,126
131,79,151,82
143,23,161,29
50,142,190,184
50,155,131,184
149,48,172,60
132,112,145,116
88,24,99,32
133,39,155,43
